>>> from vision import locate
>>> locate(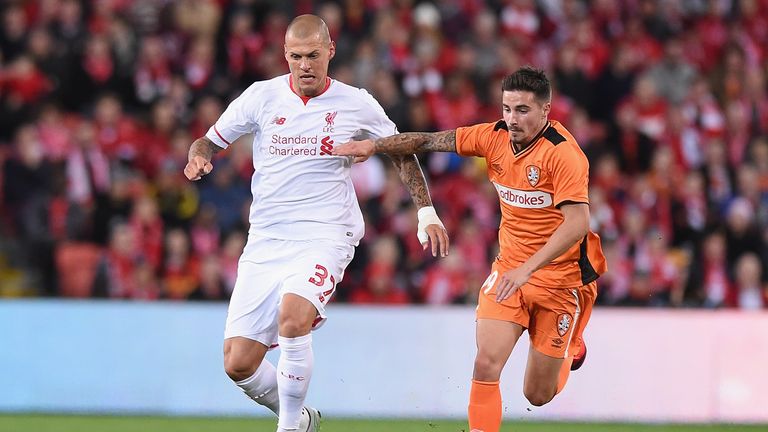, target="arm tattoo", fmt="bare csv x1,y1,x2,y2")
388,154,433,208
374,130,457,155
188,136,222,162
